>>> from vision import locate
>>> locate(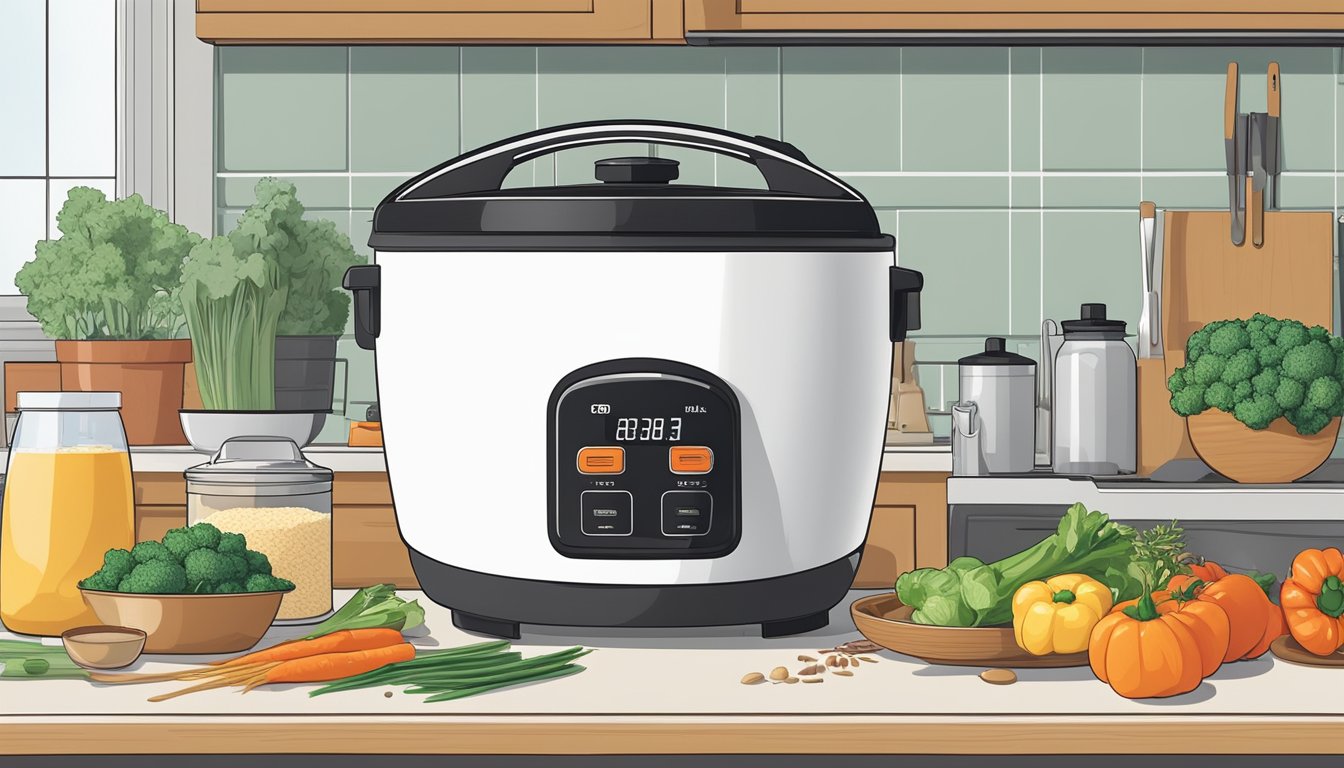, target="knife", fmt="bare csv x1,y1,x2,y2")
1138,201,1162,357
1250,111,1266,248
1225,62,1245,246
1265,61,1281,213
